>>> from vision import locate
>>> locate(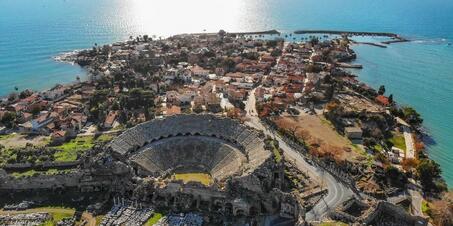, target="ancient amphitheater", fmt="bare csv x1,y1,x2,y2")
107,114,301,220
110,114,271,181
0,114,301,223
